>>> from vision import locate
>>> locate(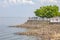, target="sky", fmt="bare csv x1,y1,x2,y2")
0,0,60,17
